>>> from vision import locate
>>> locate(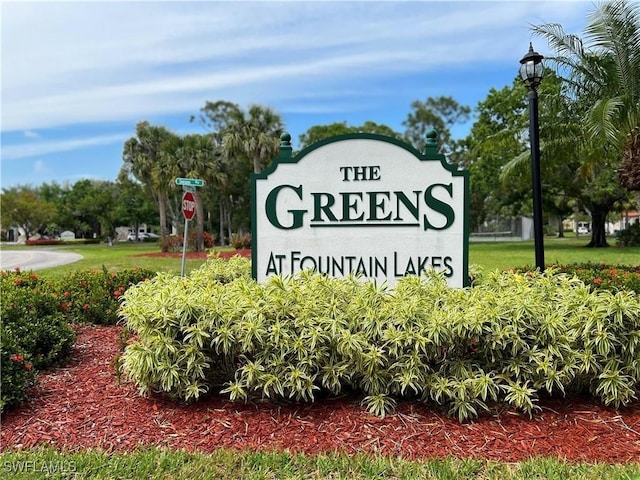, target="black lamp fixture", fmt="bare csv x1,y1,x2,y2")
519,43,545,90
519,42,545,271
